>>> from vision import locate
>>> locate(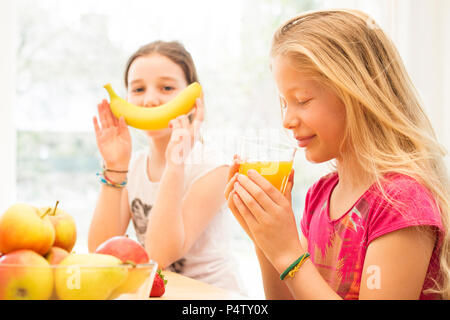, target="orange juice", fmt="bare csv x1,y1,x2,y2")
238,161,293,192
